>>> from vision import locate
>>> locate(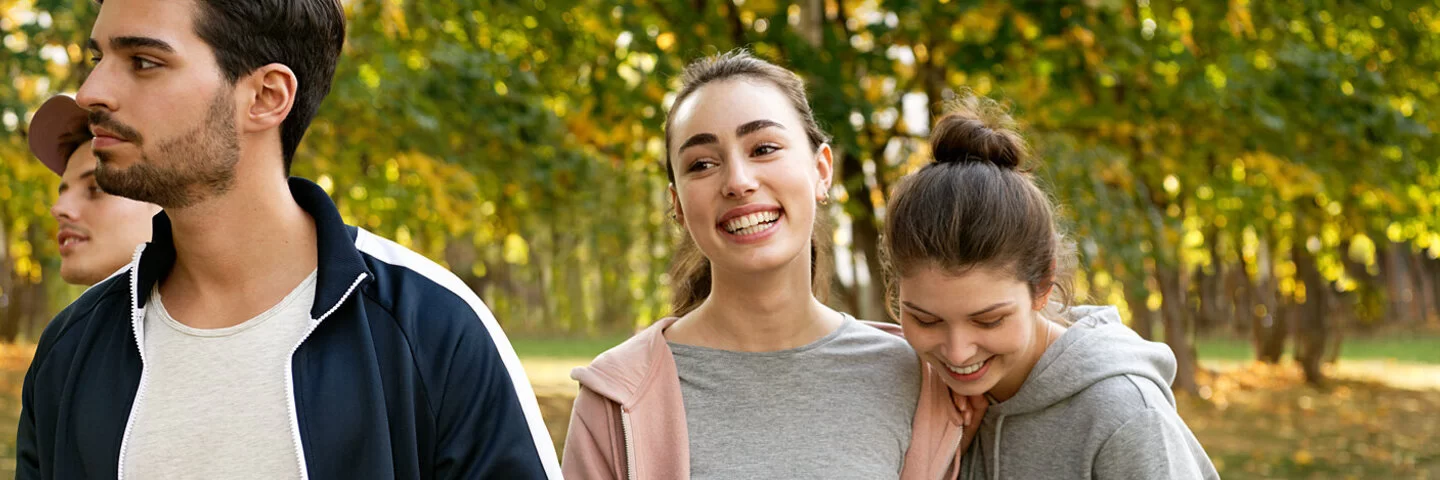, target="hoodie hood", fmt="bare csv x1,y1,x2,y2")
960,306,1215,480
989,305,1177,417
